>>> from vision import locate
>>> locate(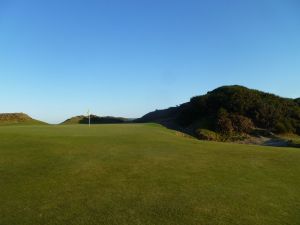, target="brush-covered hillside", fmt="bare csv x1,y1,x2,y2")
137,86,300,141
0,113,46,125
62,115,129,125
